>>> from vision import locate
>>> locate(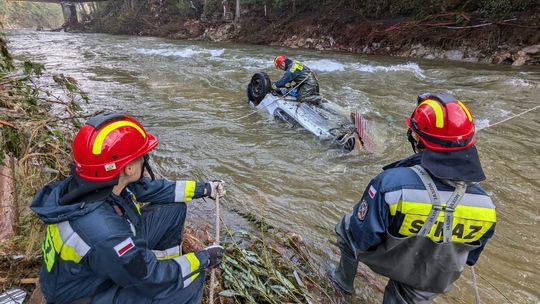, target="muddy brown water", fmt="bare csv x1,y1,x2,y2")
6,30,539,303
